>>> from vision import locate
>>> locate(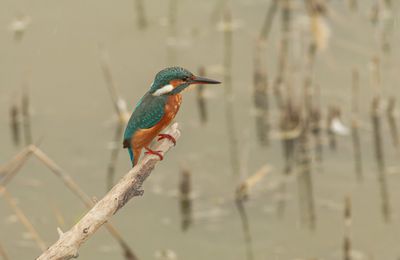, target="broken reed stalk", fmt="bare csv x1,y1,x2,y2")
296,116,316,230
371,97,391,223
280,102,301,175
0,241,9,260
179,168,192,231
379,0,395,54
0,147,33,186
9,96,21,146
223,7,240,176
167,0,178,65
253,0,277,147
343,196,352,260
370,56,391,223
1,145,138,260
36,123,180,260
253,41,270,146
259,0,278,42
99,48,129,190
107,124,125,190
386,97,399,150
235,165,269,260
235,194,253,260
277,101,300,217
310,84,322,164
21,84,32,145
0,146,29,177
196,67,208,125
297,1,318,229
134,0,147,29
327,105,337,151
272,0,291,109
99,48,129,122
0,186,47,252
351,68,363,182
